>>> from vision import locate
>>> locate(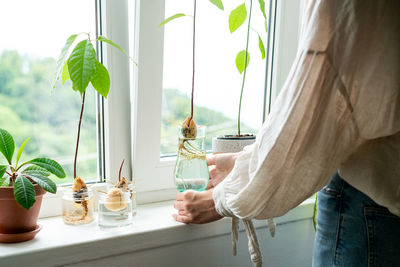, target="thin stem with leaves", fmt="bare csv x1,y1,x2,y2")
238,0,252,136
191,0,197,119
74,91,86,178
